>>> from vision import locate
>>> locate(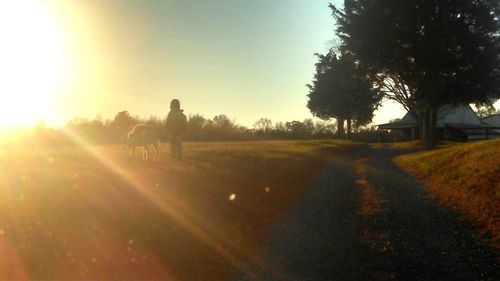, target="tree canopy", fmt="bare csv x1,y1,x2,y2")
331,0,500,148
307,51,382,138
